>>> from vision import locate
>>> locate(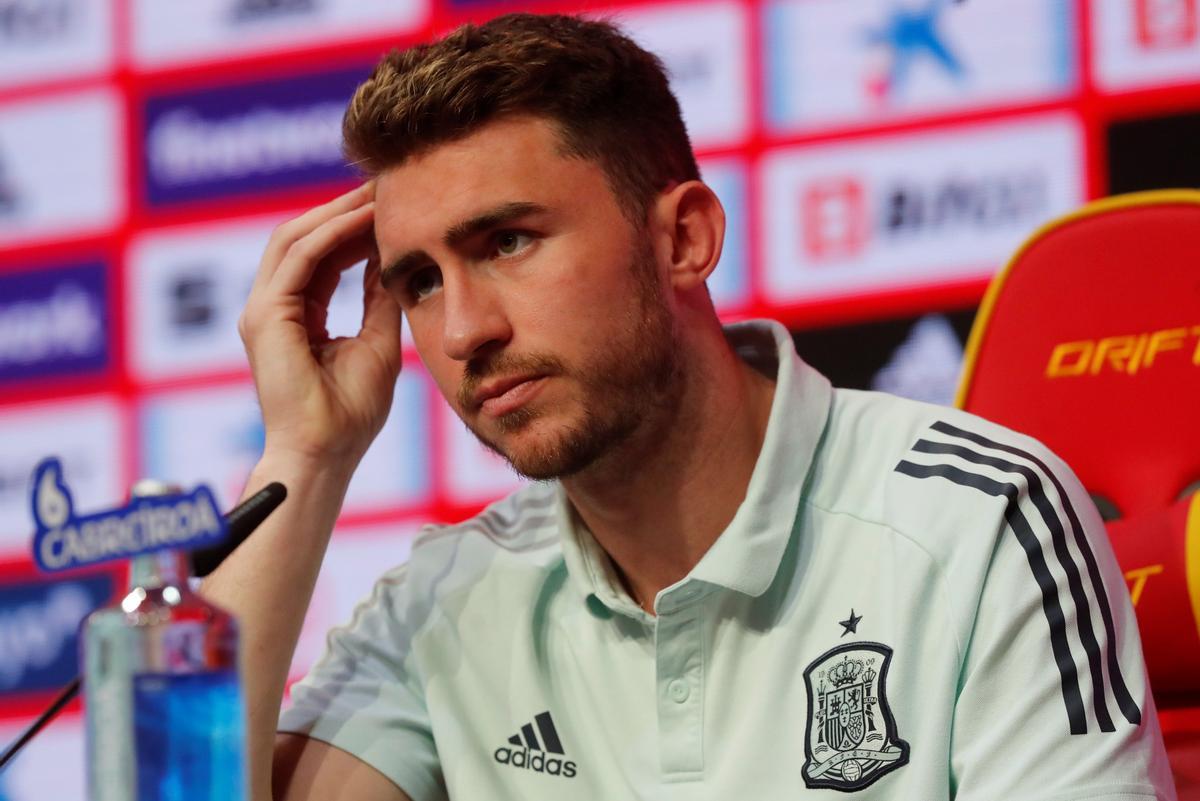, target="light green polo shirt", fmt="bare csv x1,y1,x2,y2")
279,320,1174,800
